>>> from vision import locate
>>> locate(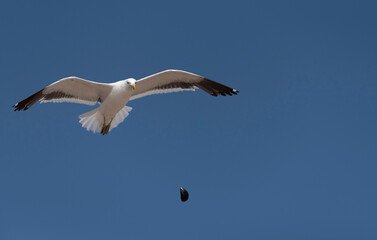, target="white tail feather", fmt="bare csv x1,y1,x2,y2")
78,106,133,134
109,106,132,131
79,108,102,133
